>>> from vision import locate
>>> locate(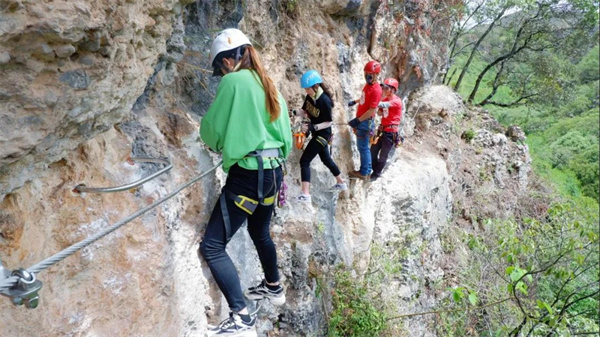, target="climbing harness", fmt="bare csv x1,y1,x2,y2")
312,121,332,131
220,149,285,242
73,157,172,193
354,118,375,139
246,149,282,205
394,133,404,148
0,160,222,308
315,135,329,147
370,128,382,145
